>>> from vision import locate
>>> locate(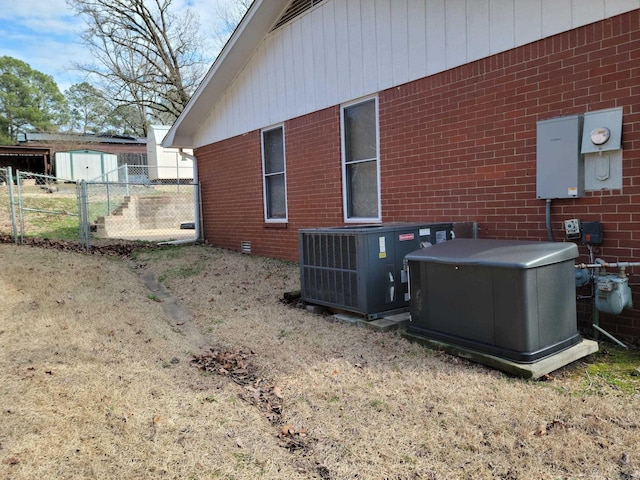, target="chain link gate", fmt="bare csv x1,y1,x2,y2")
15,170,81,245
5,165,199,250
